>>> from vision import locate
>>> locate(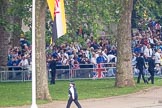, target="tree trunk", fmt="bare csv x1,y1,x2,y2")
0,0,10,66
115,0,135,87
35,0,52,100
10,16,22,47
